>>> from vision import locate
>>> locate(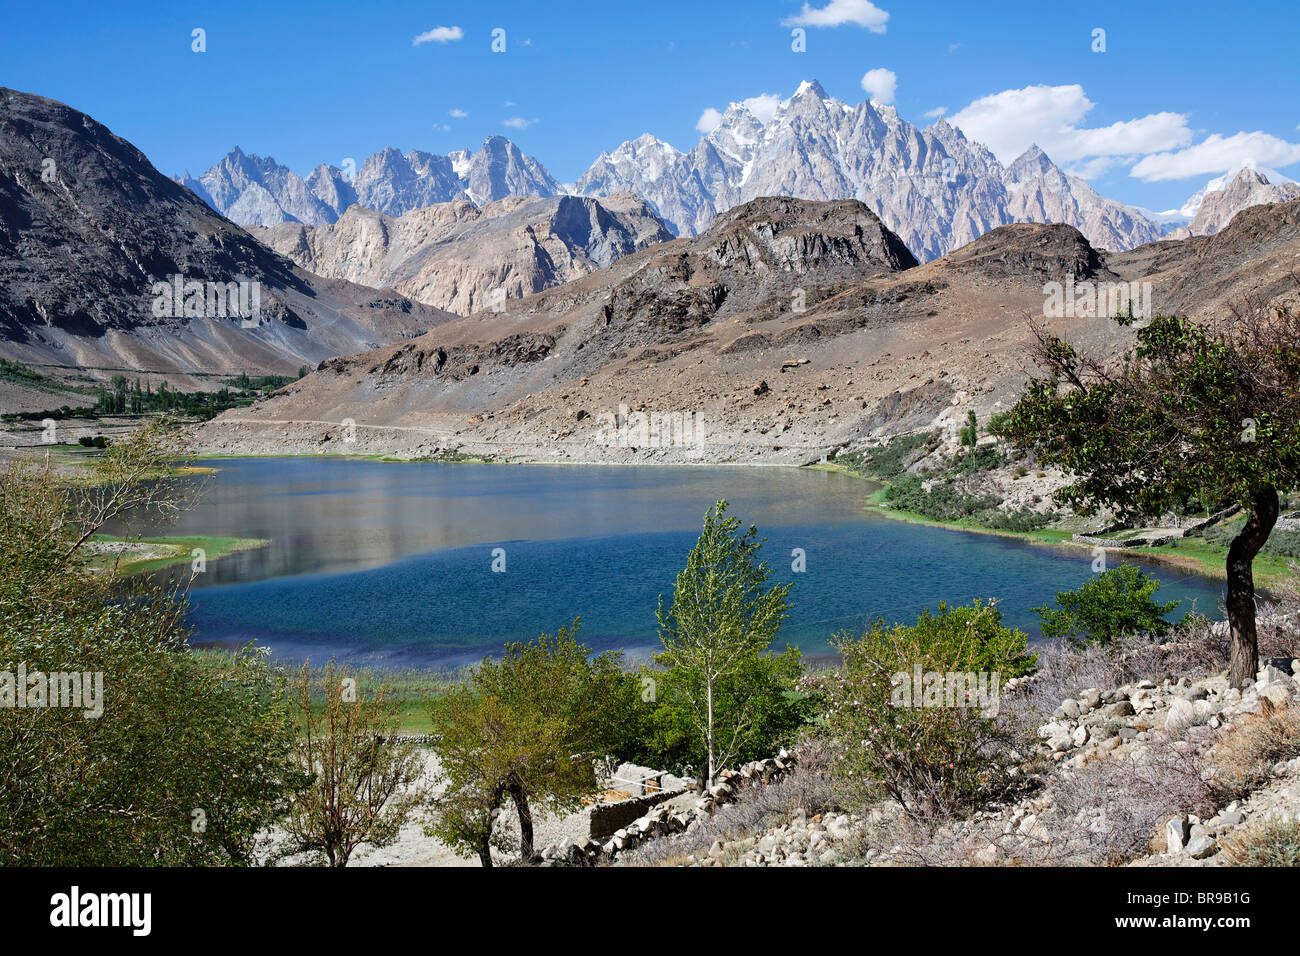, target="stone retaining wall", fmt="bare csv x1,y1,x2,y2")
537,749,801,866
